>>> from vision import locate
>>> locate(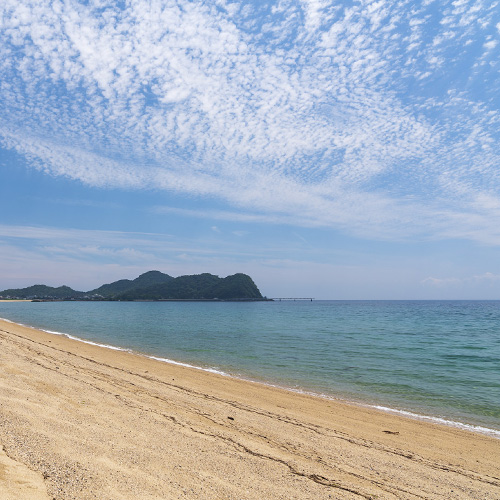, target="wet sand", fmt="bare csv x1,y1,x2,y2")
0,318,499,499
